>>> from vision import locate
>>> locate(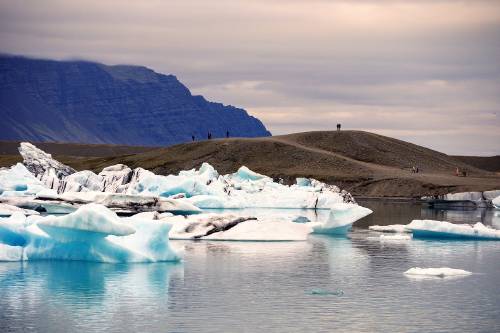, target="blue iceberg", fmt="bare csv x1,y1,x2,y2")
407,220,500,240
0,204,181,262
